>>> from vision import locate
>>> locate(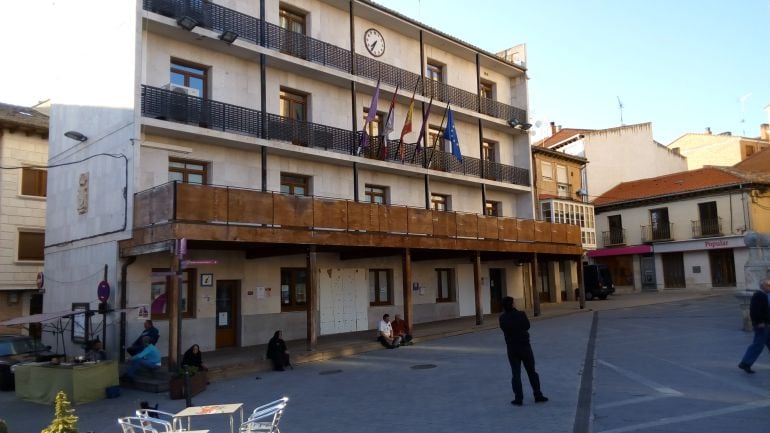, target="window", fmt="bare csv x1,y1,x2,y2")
431,193,450,211
541,161,553,181
150,268,197,319
649,208,671,240
698,201,719,236
482,140,497,163
281,173,309,196
279,6,306,34
369,269,393,305
436,268,455,302
485,201,501,217
18,231,44,261
21,167,47,197
365,184,388,205
541,202,551,222
171,60,207,98
426,61,443,82
479,80,495,99
169,158,208,184
281,268,307,311
745,145,755,157
362,108,384,137
280,89,307,121
428,126,444,150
